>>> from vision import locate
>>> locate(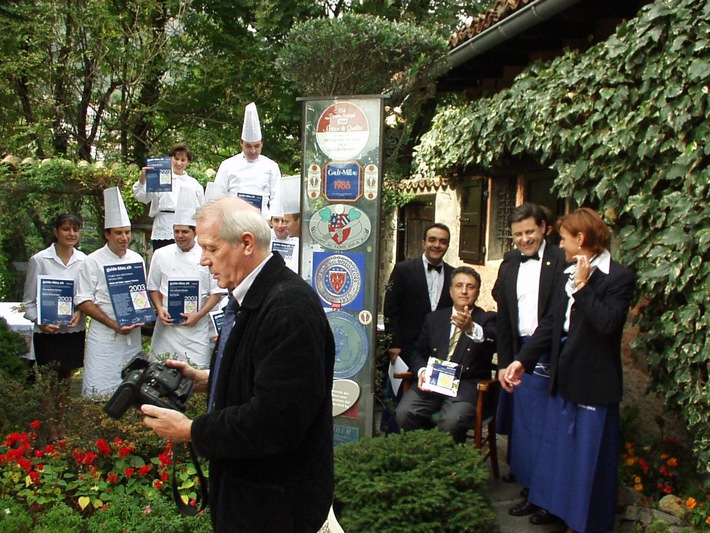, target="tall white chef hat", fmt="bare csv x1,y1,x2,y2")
173,186,199,227
204,181,220,203
279,175,301,216
241,102,262,143
103,187,131,229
